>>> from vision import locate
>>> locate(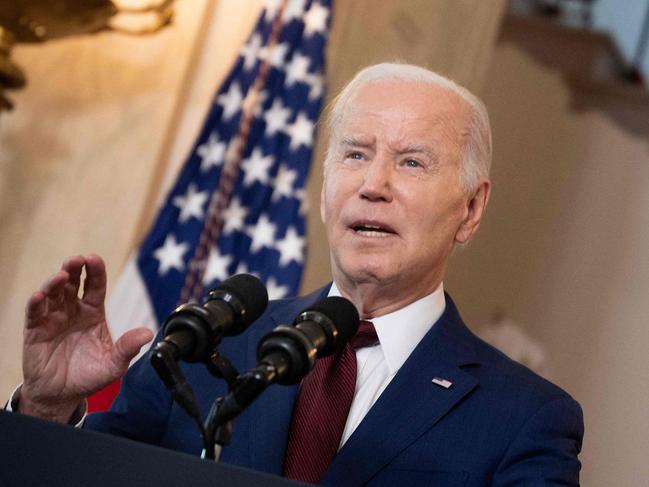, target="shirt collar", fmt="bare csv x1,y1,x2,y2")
328,282,446,374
